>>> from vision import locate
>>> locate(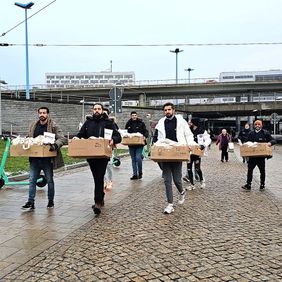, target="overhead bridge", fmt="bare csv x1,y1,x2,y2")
2,81,282,117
